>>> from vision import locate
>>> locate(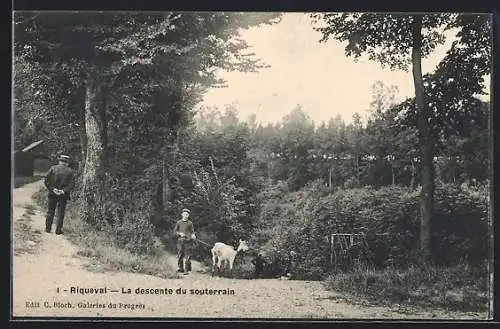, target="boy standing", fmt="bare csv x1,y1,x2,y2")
173,208,196,274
